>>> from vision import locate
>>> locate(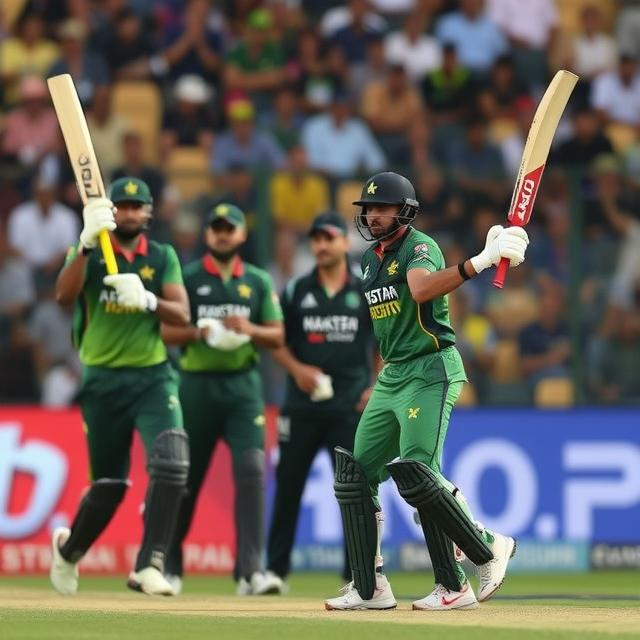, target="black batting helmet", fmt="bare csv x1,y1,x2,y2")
353,172,419,241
